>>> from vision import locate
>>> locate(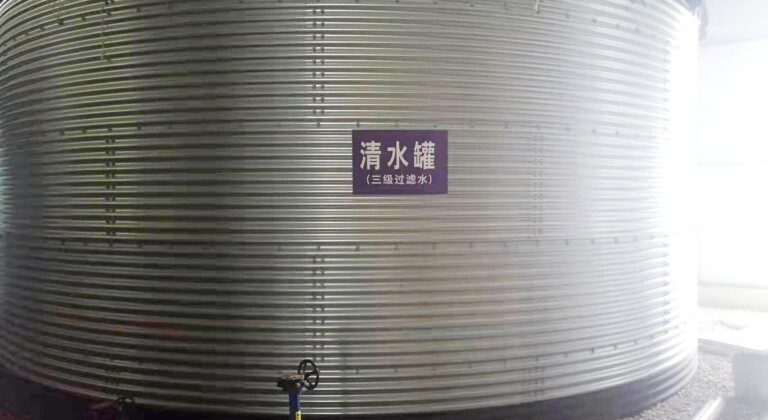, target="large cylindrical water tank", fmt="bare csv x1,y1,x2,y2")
0,0,699,417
